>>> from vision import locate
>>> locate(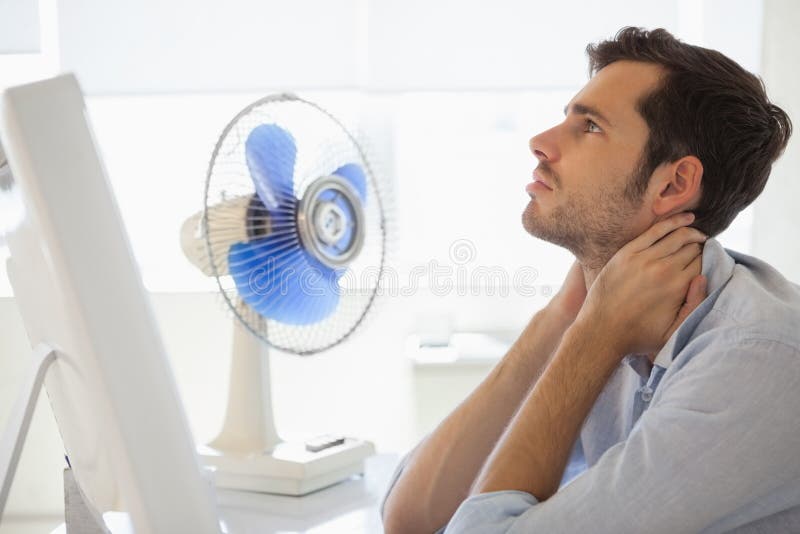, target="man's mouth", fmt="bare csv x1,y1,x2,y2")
526,170,553,193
